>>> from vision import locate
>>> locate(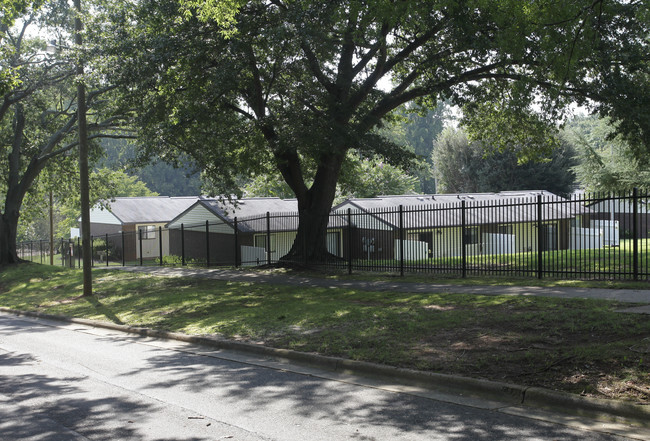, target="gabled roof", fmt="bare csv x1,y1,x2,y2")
200,197,300,233
167,197,348,232
334,191,586,229
201,197,299,219
93,196,199,224
167,197,299,232
337,190,559,209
